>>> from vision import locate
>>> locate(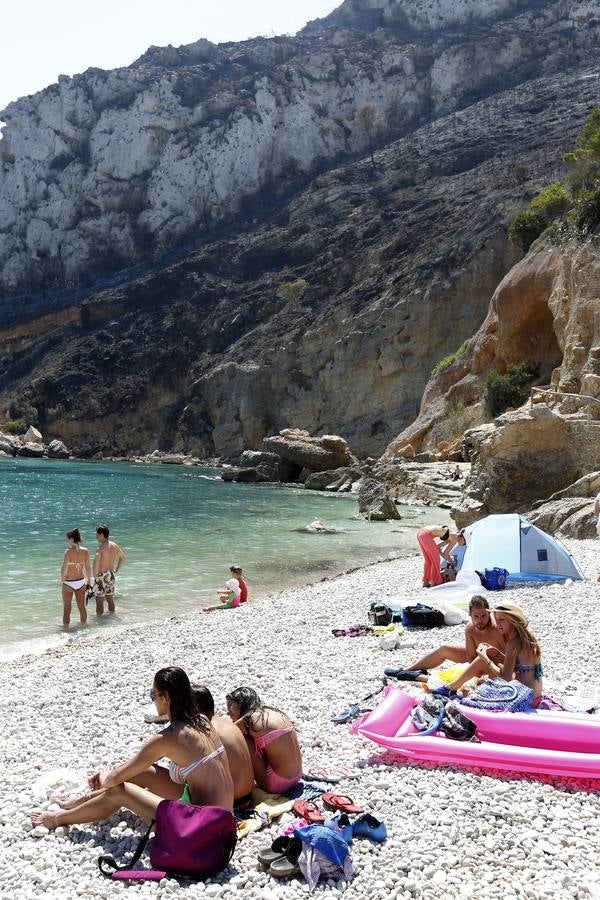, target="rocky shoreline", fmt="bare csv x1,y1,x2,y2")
3,539,600,899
